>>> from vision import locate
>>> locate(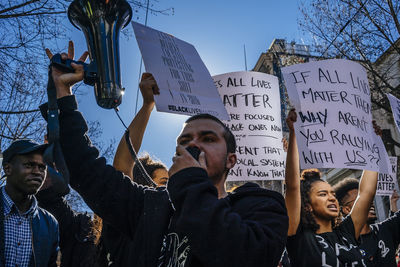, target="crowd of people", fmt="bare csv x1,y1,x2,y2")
1,40,400,267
